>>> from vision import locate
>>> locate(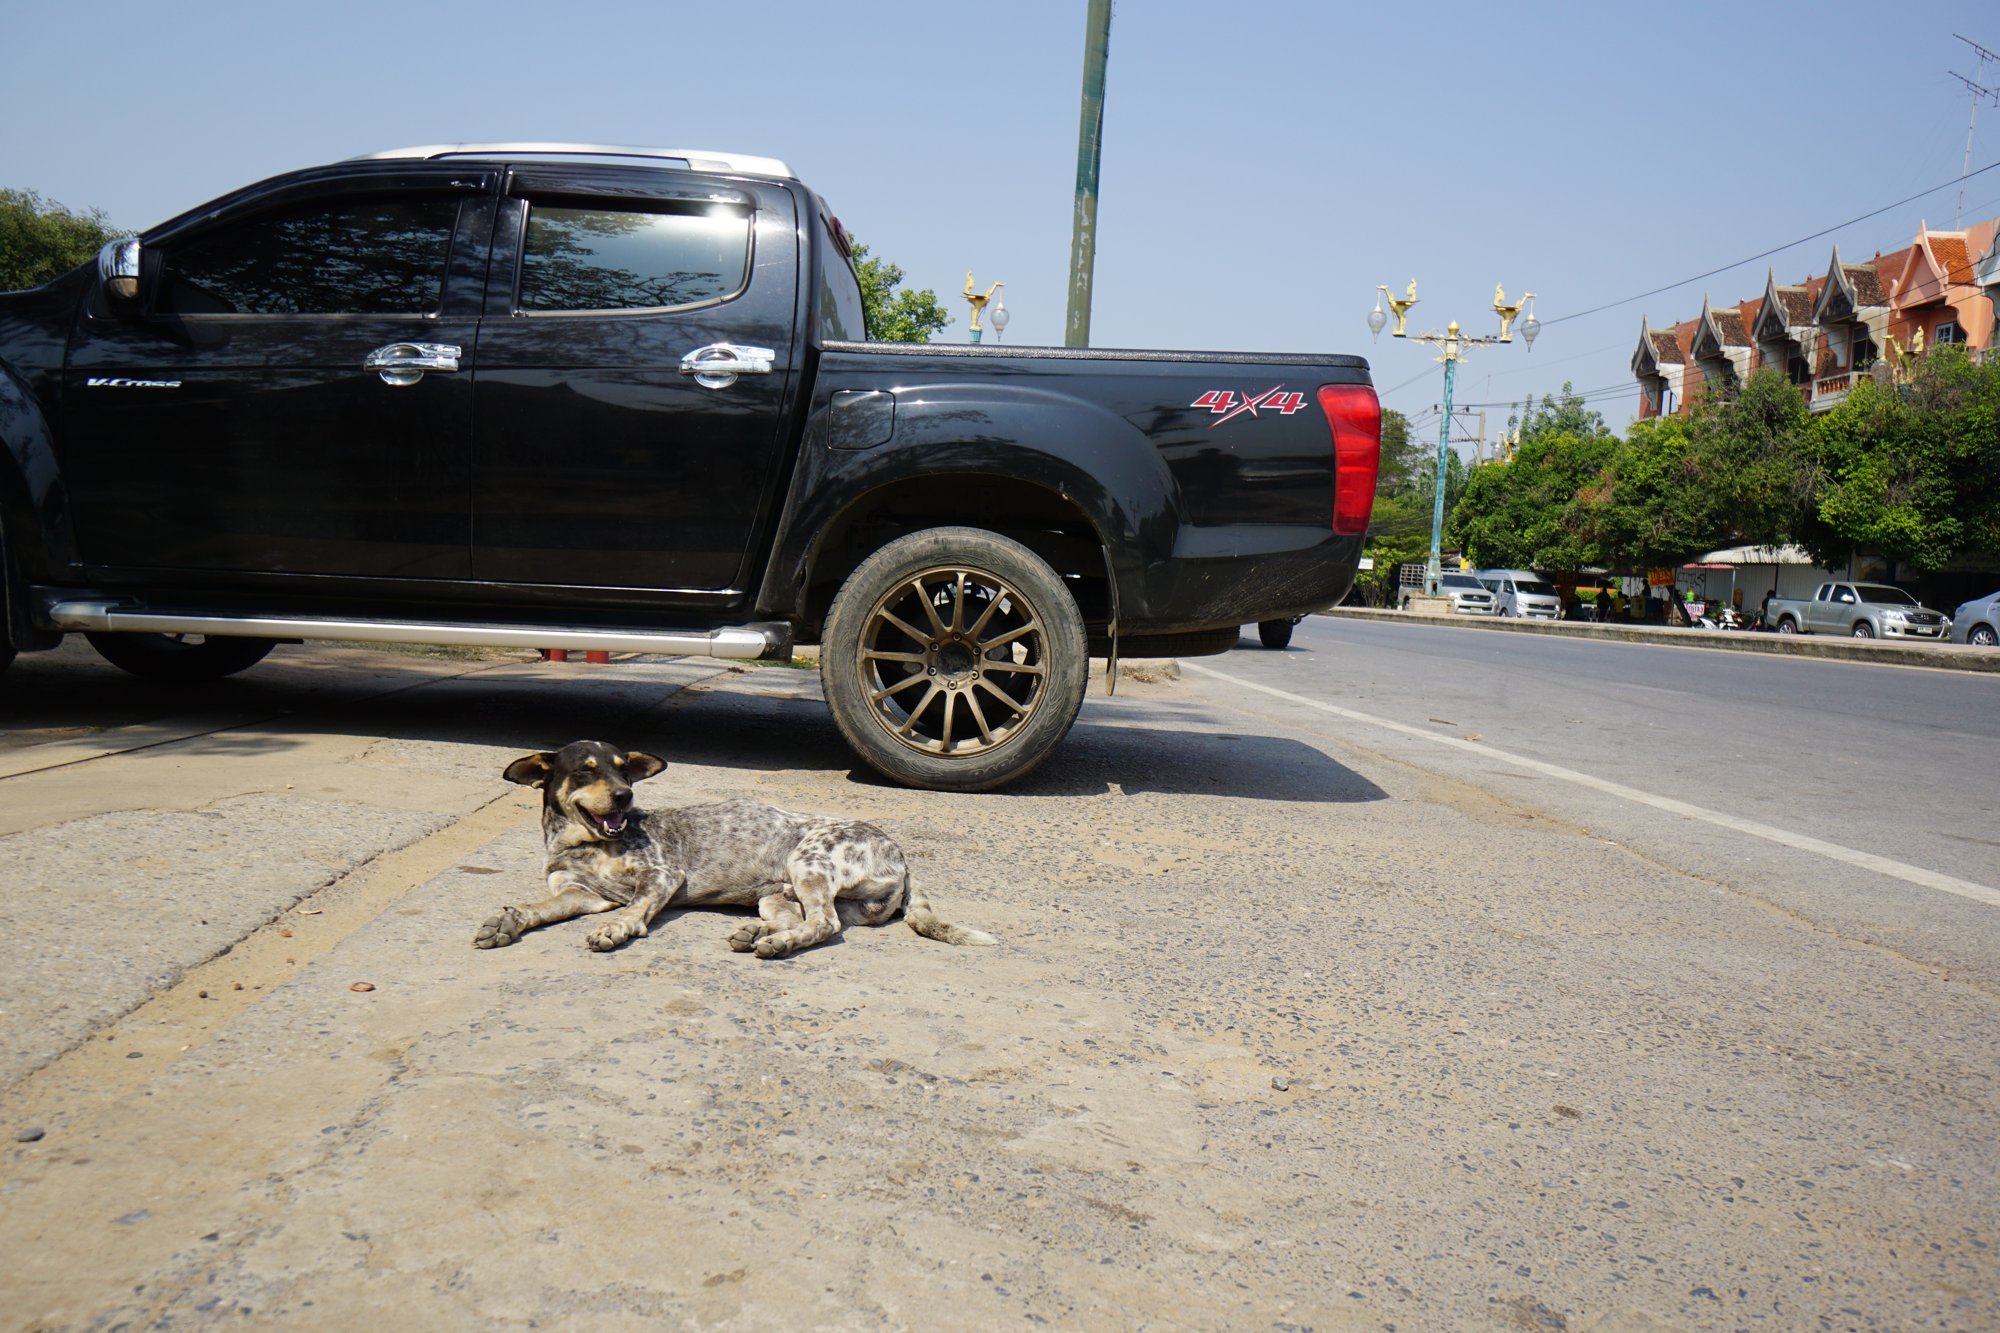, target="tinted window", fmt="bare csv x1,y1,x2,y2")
1518,580,1558,596
817,216,866,341
517,203,750,312
162,197,458,316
